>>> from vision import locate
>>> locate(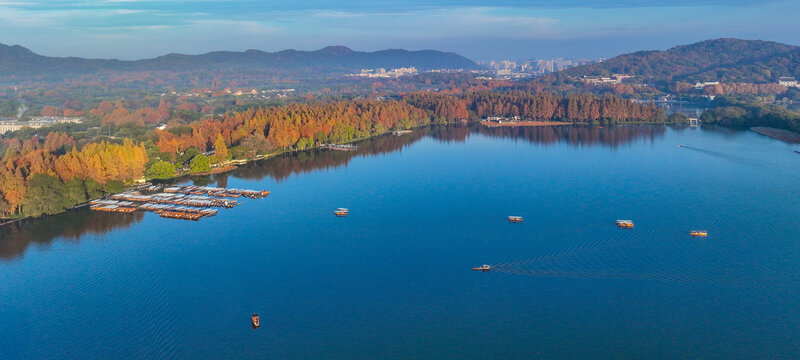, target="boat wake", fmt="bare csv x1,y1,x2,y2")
490,266,800,296
487,229,800,297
